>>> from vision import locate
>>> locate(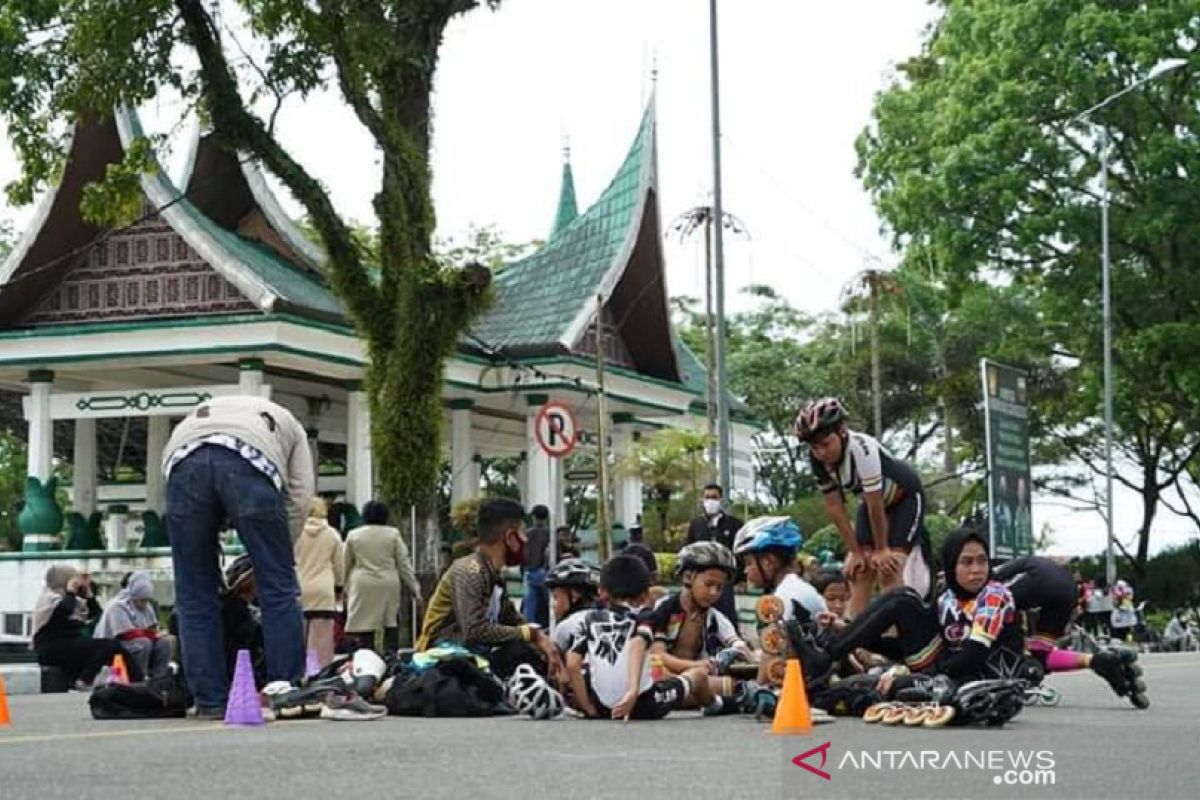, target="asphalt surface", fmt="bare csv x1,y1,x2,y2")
1,652,1196,800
